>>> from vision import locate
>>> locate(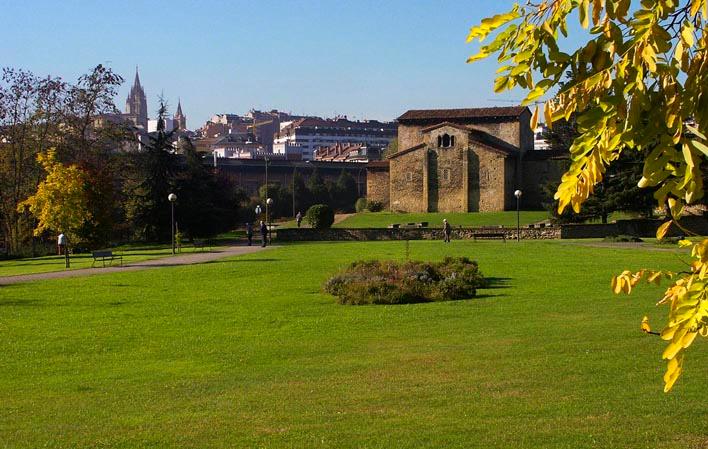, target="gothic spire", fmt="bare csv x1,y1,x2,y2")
133,66,142,90
175,97,183,117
